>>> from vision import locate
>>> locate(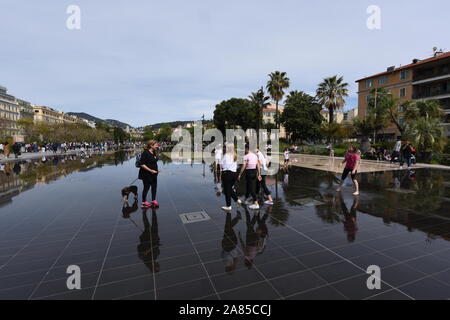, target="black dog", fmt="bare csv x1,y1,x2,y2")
121,186,138,202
